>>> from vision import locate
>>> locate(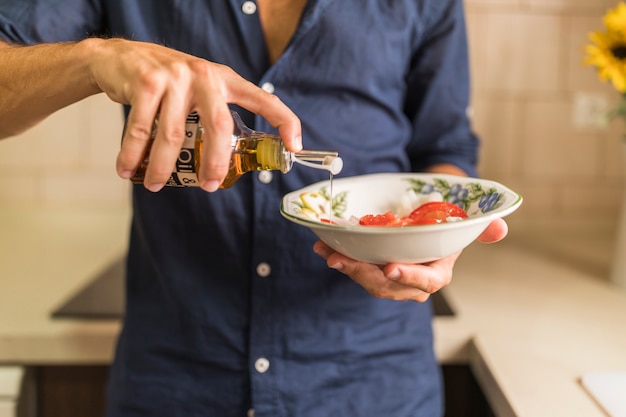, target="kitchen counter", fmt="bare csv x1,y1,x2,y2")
1,207,625,417
437,235,626,417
